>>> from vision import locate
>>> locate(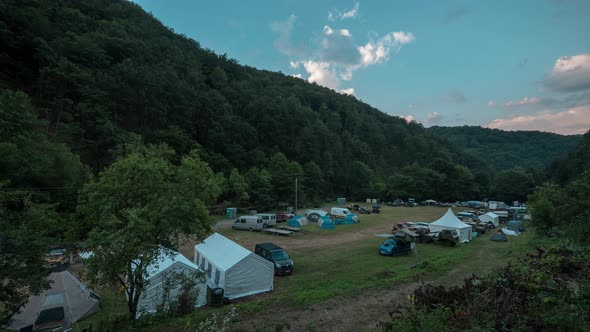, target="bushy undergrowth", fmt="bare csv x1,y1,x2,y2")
379,247,590,331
